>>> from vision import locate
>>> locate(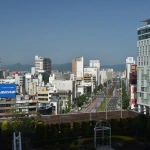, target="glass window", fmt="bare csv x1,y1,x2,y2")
139,41,140,46
139,62,140,66
146,51,147,55
147,40,149,45
147,61,148,65
144,40,146,45
141,62,143,65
